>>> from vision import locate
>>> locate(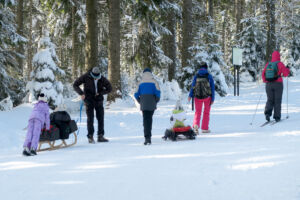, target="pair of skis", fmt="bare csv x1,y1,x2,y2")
260,118,287,127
